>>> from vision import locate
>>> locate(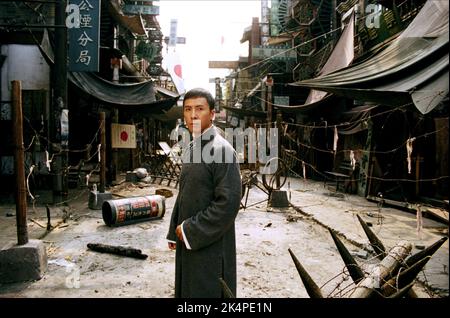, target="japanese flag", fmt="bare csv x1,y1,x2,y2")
165,49,185,94
111,124,136,149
